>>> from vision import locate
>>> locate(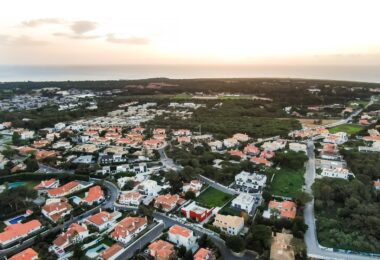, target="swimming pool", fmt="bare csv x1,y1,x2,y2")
85,243,109,258
8,215,26,224
8,182,26,189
